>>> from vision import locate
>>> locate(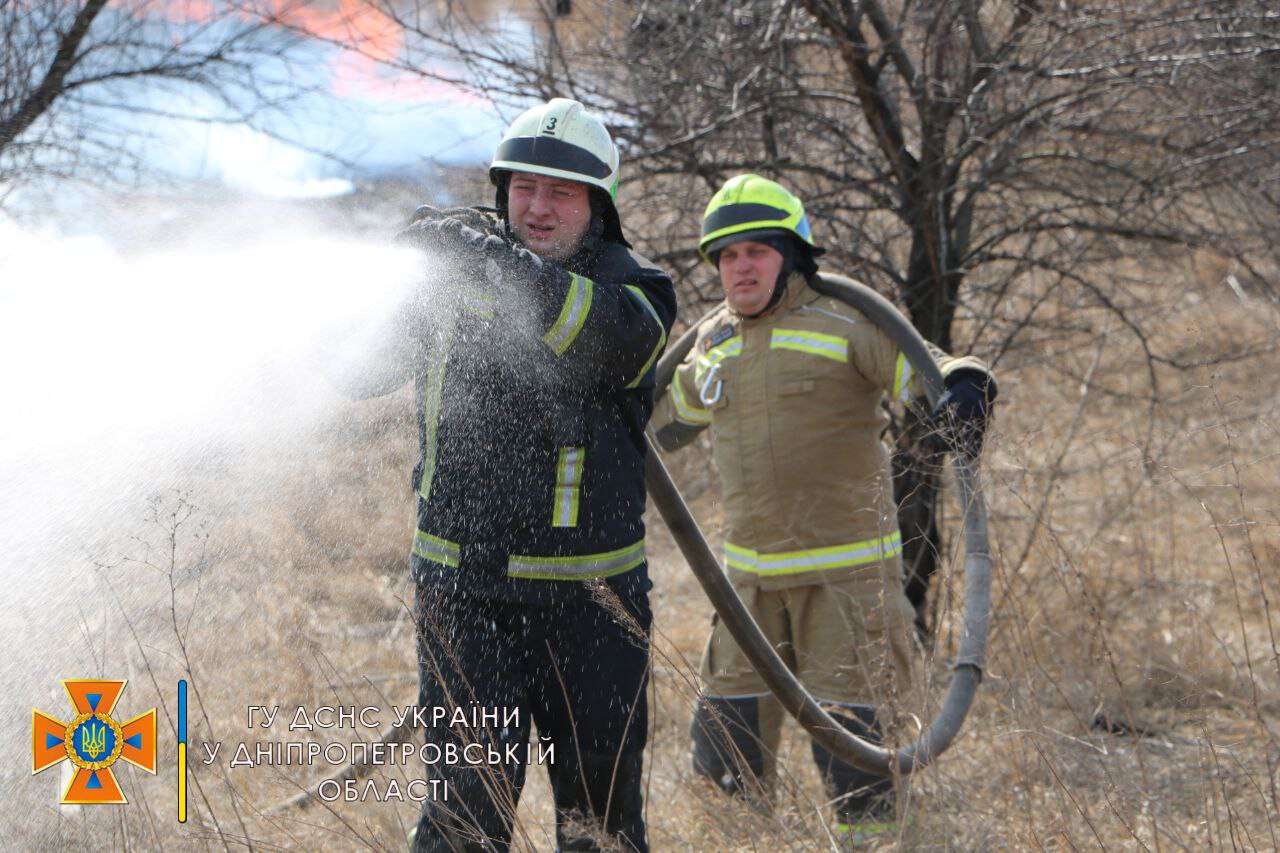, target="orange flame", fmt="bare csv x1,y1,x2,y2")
119,0,485,105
